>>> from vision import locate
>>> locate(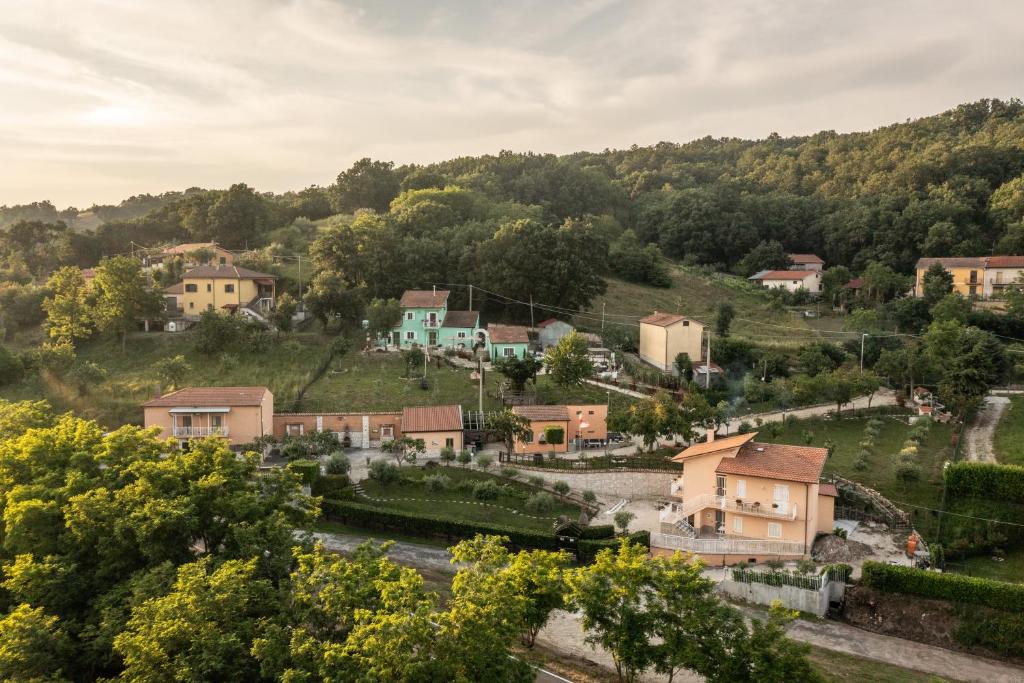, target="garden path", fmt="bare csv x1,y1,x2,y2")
963,394,1009,463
